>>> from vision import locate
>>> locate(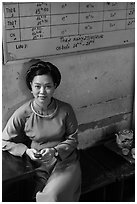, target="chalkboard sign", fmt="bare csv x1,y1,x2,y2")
3,2,135,63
